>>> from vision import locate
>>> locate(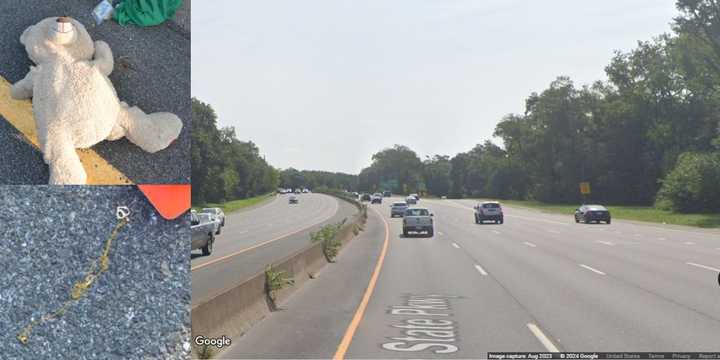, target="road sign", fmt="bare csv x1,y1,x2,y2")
579,182,591,195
